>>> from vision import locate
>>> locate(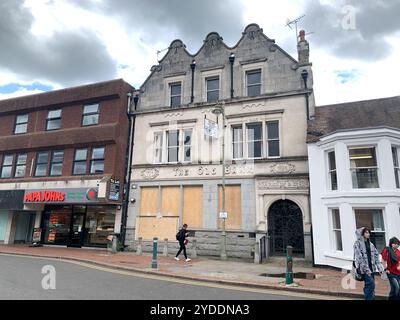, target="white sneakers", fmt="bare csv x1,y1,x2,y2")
174,257,191,262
